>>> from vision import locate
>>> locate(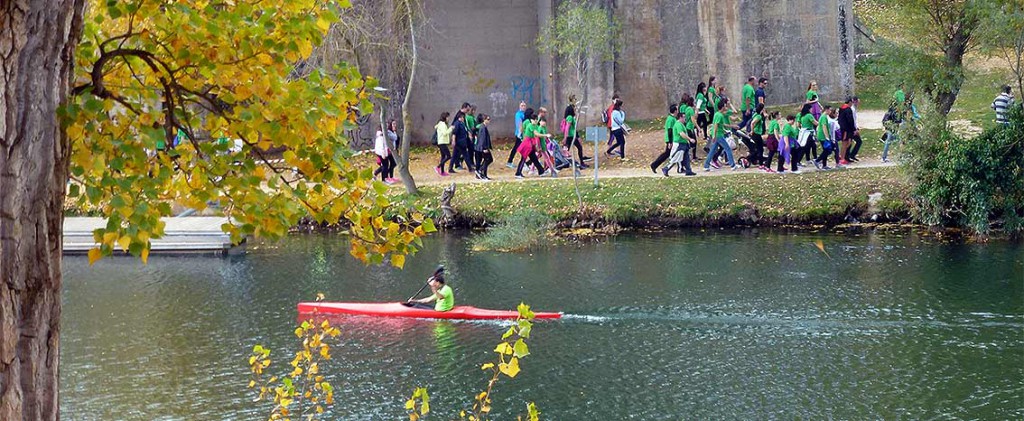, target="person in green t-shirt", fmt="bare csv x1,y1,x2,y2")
805,80,822,119
893,86,906,109
781,115,800,173
798,103,819,165
746,103,766,168
465,108,478,169
650,104,678,173
763,111,781,171
409,274,455,312
813,105,836,170
661,110,696,176
702,99,738,171
739,76,757,131
695,82,711,143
